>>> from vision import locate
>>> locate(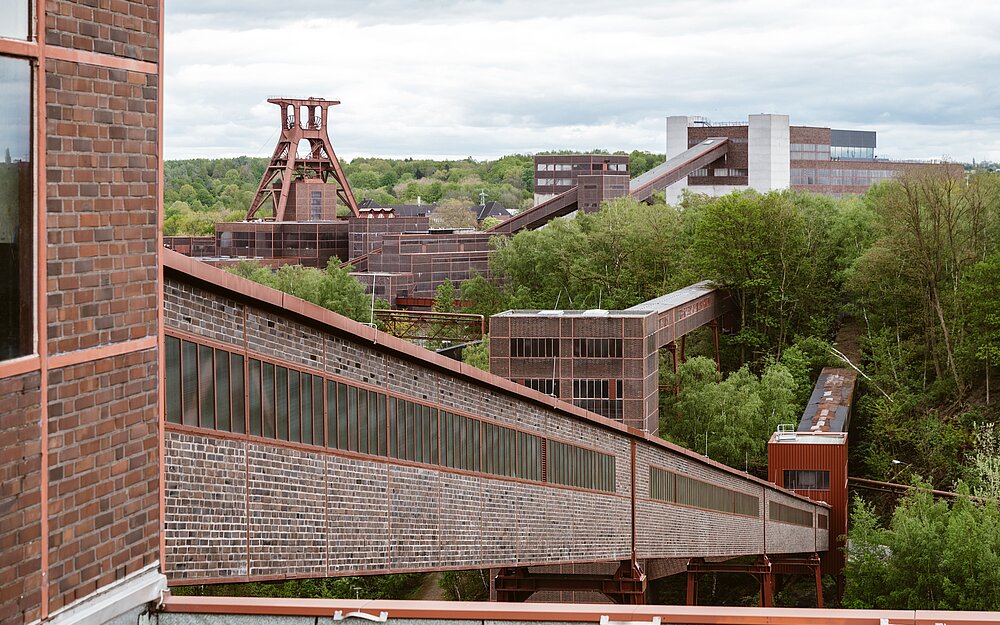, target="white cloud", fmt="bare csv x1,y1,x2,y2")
164,1,1000,162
